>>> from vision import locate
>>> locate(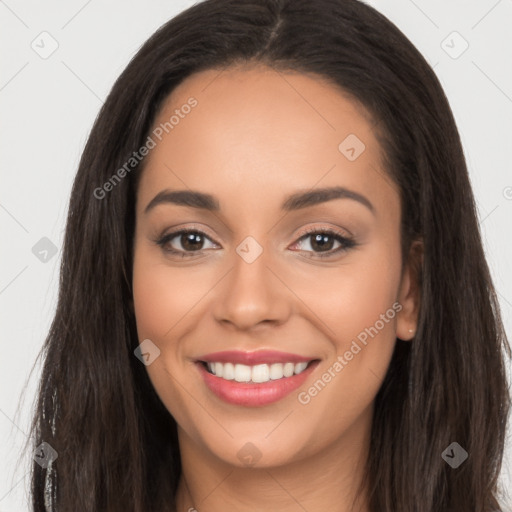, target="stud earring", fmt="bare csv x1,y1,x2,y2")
408,328,414,333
